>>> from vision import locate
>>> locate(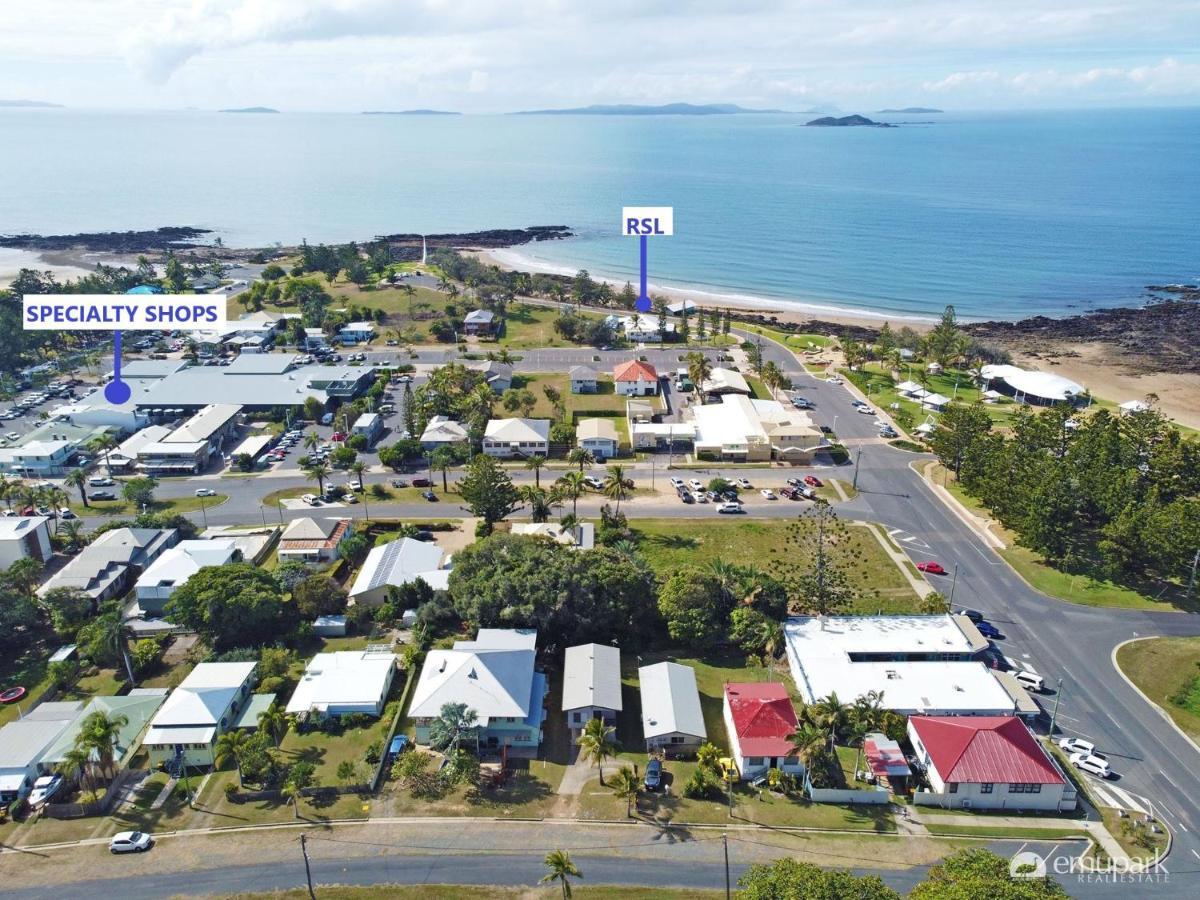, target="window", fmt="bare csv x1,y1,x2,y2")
980,783,993,794
573,712,582,724
948,783,958,793
670,736,685,744
1009,783,1042,794
747,757,764,767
